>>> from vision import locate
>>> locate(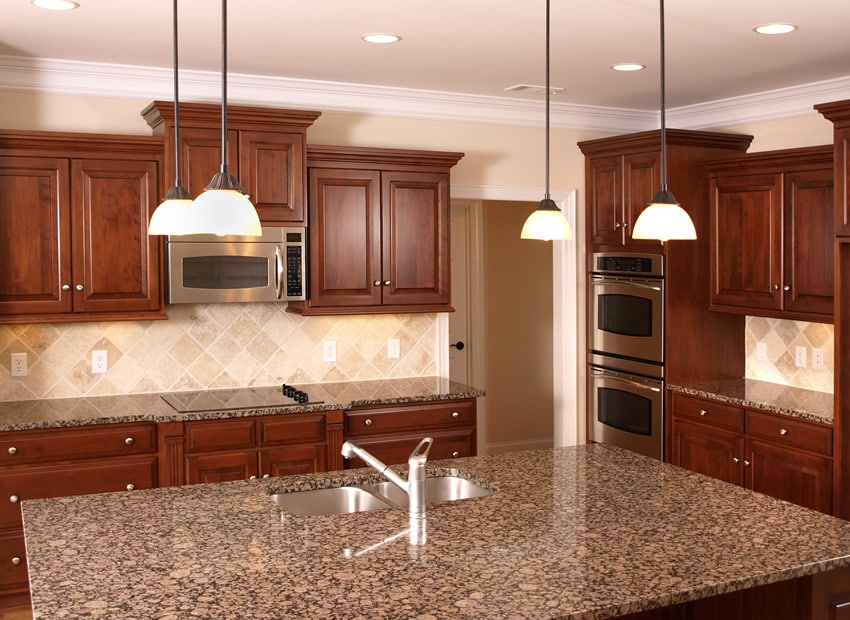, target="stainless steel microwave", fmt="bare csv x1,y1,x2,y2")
166,227,306,304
